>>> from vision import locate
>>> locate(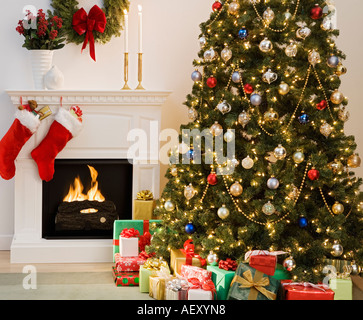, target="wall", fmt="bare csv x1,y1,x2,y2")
0,0,362,249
